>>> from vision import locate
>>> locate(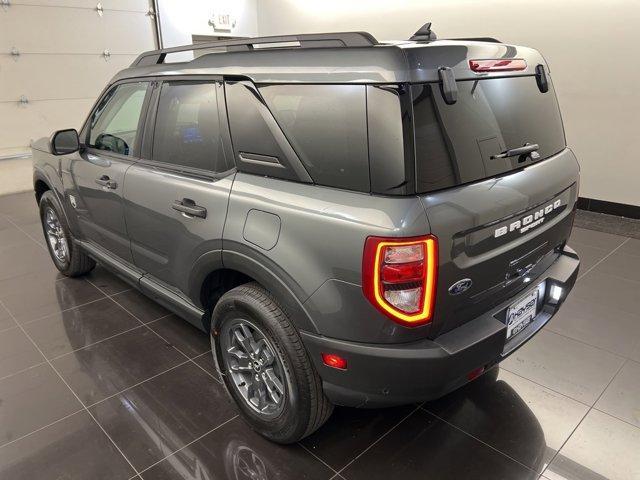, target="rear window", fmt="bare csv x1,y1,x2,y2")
412,76,566,193
260,84,369,192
